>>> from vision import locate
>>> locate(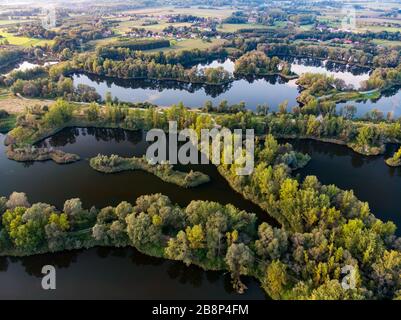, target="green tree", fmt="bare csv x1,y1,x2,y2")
263,260,288,299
